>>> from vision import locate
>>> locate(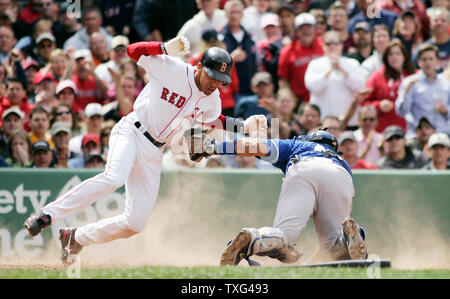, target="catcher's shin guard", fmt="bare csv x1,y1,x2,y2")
220,227,301,266
342,217,367,260
24,213,52,236
59,227,83,265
